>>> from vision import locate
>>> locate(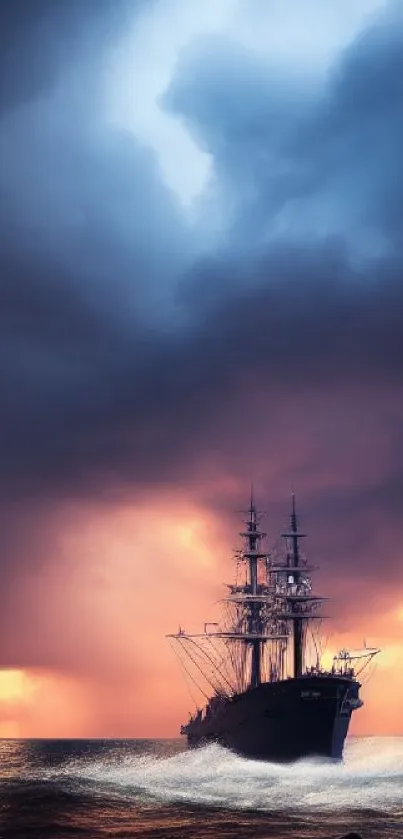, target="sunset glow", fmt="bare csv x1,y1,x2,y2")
0,670,33,703
0,496,401,738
